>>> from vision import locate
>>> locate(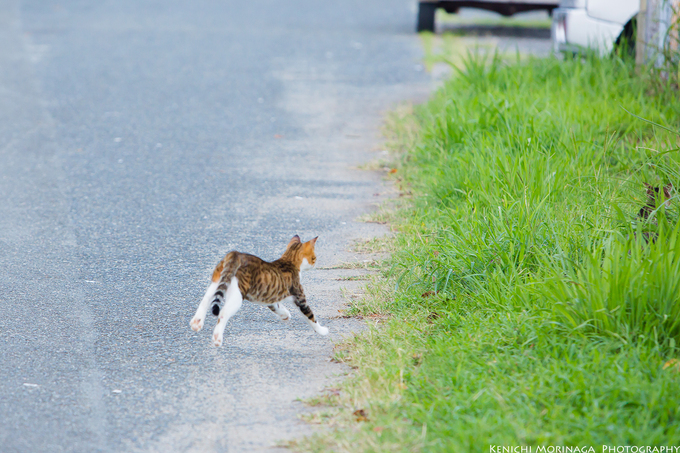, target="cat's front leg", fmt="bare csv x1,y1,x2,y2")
190,281,219,332
268,300,292,321
291,289,329,336
306,319,329,336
